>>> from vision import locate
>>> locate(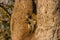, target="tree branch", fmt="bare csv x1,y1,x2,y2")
0,4,11,16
